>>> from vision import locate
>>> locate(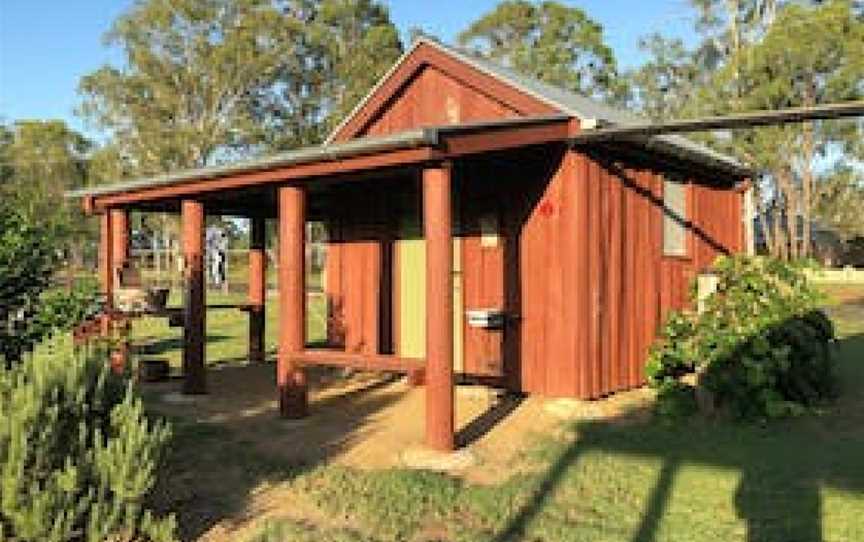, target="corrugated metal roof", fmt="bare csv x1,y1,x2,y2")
68,129,431,199
69,114,569,199
327,36,744,171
